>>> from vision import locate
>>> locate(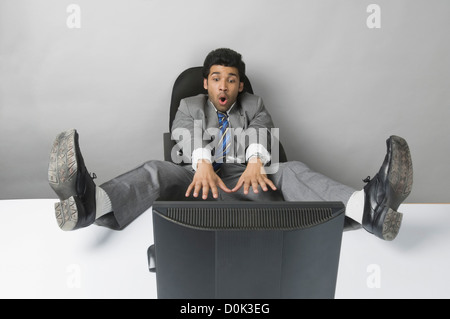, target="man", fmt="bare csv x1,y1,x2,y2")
48,48,413,241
